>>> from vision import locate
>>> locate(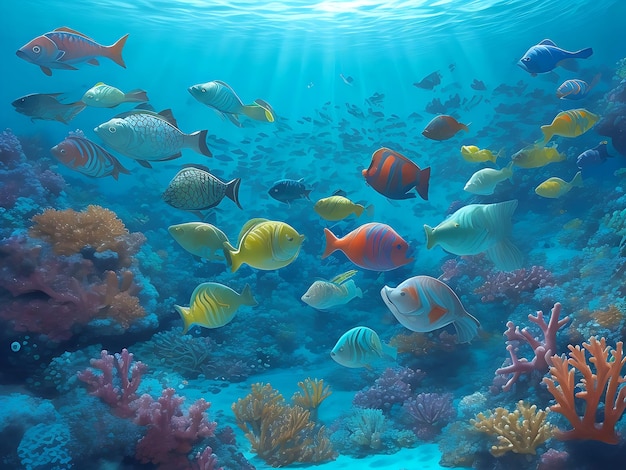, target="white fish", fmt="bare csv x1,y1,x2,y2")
331,326,396,368
463,162,514,195
82,82,148,108
380,275,480,343
301,271,362,310
424,200,523,271
168,222,230,261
